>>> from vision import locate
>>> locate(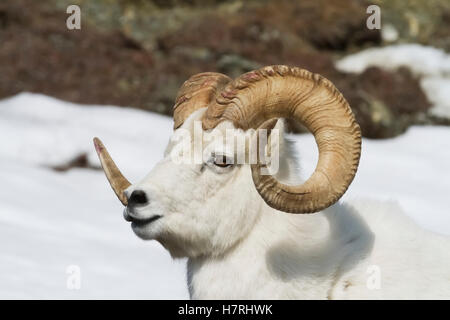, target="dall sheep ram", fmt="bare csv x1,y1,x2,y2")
94,65,450,299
